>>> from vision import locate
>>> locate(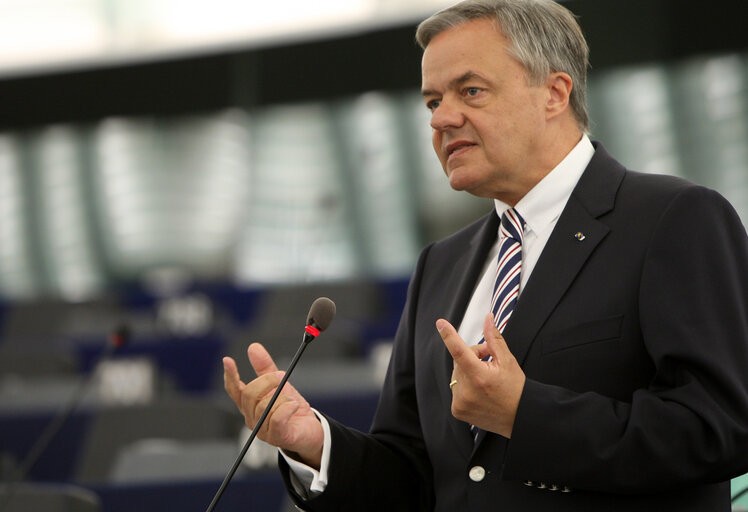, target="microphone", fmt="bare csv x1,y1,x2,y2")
205,297,336,512
0,325,130,512
303,296,336,342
